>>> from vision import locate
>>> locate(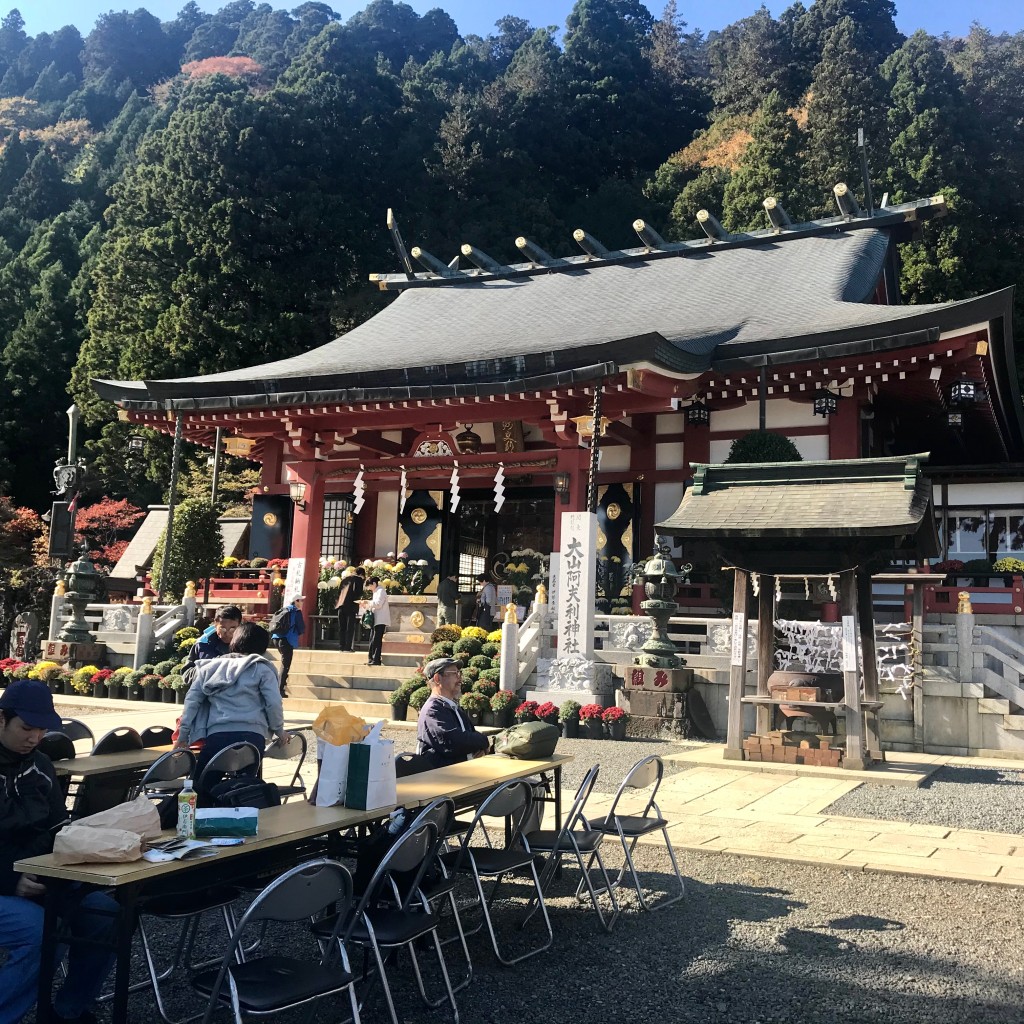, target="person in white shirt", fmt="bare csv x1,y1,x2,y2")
361,576,390,666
